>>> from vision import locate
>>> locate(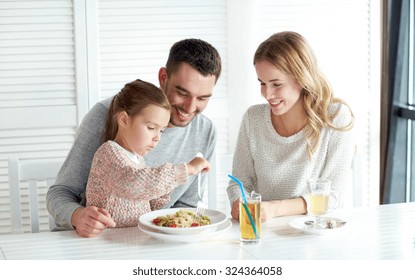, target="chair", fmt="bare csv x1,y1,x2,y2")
8,157,64,233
